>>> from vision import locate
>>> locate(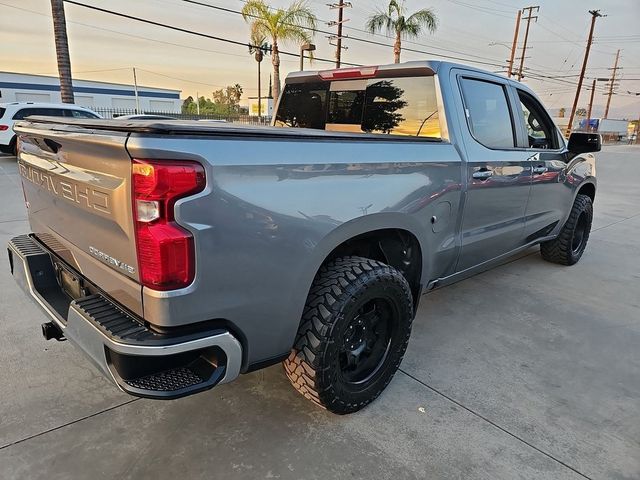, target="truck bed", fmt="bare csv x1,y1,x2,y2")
18,116,443,141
